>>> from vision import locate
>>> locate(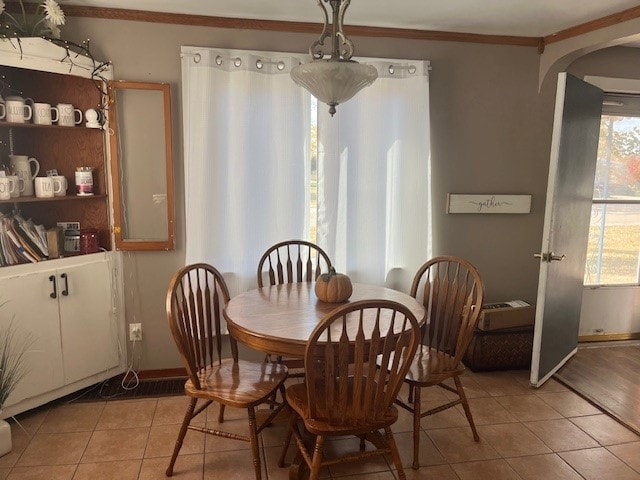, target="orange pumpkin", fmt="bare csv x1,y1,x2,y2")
315,267,353,303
